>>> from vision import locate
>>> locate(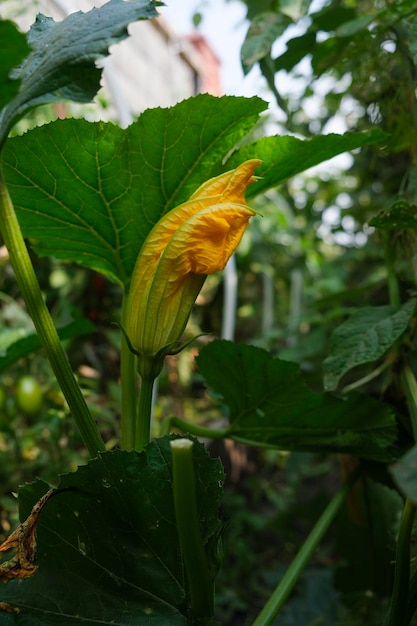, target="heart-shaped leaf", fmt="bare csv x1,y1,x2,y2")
2,95,385,288
2,95,267,286
196,341,399,462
